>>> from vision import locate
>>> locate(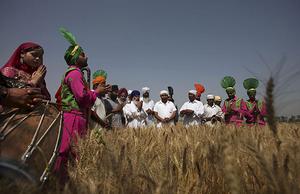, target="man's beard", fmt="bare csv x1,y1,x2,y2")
143,97,150,103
